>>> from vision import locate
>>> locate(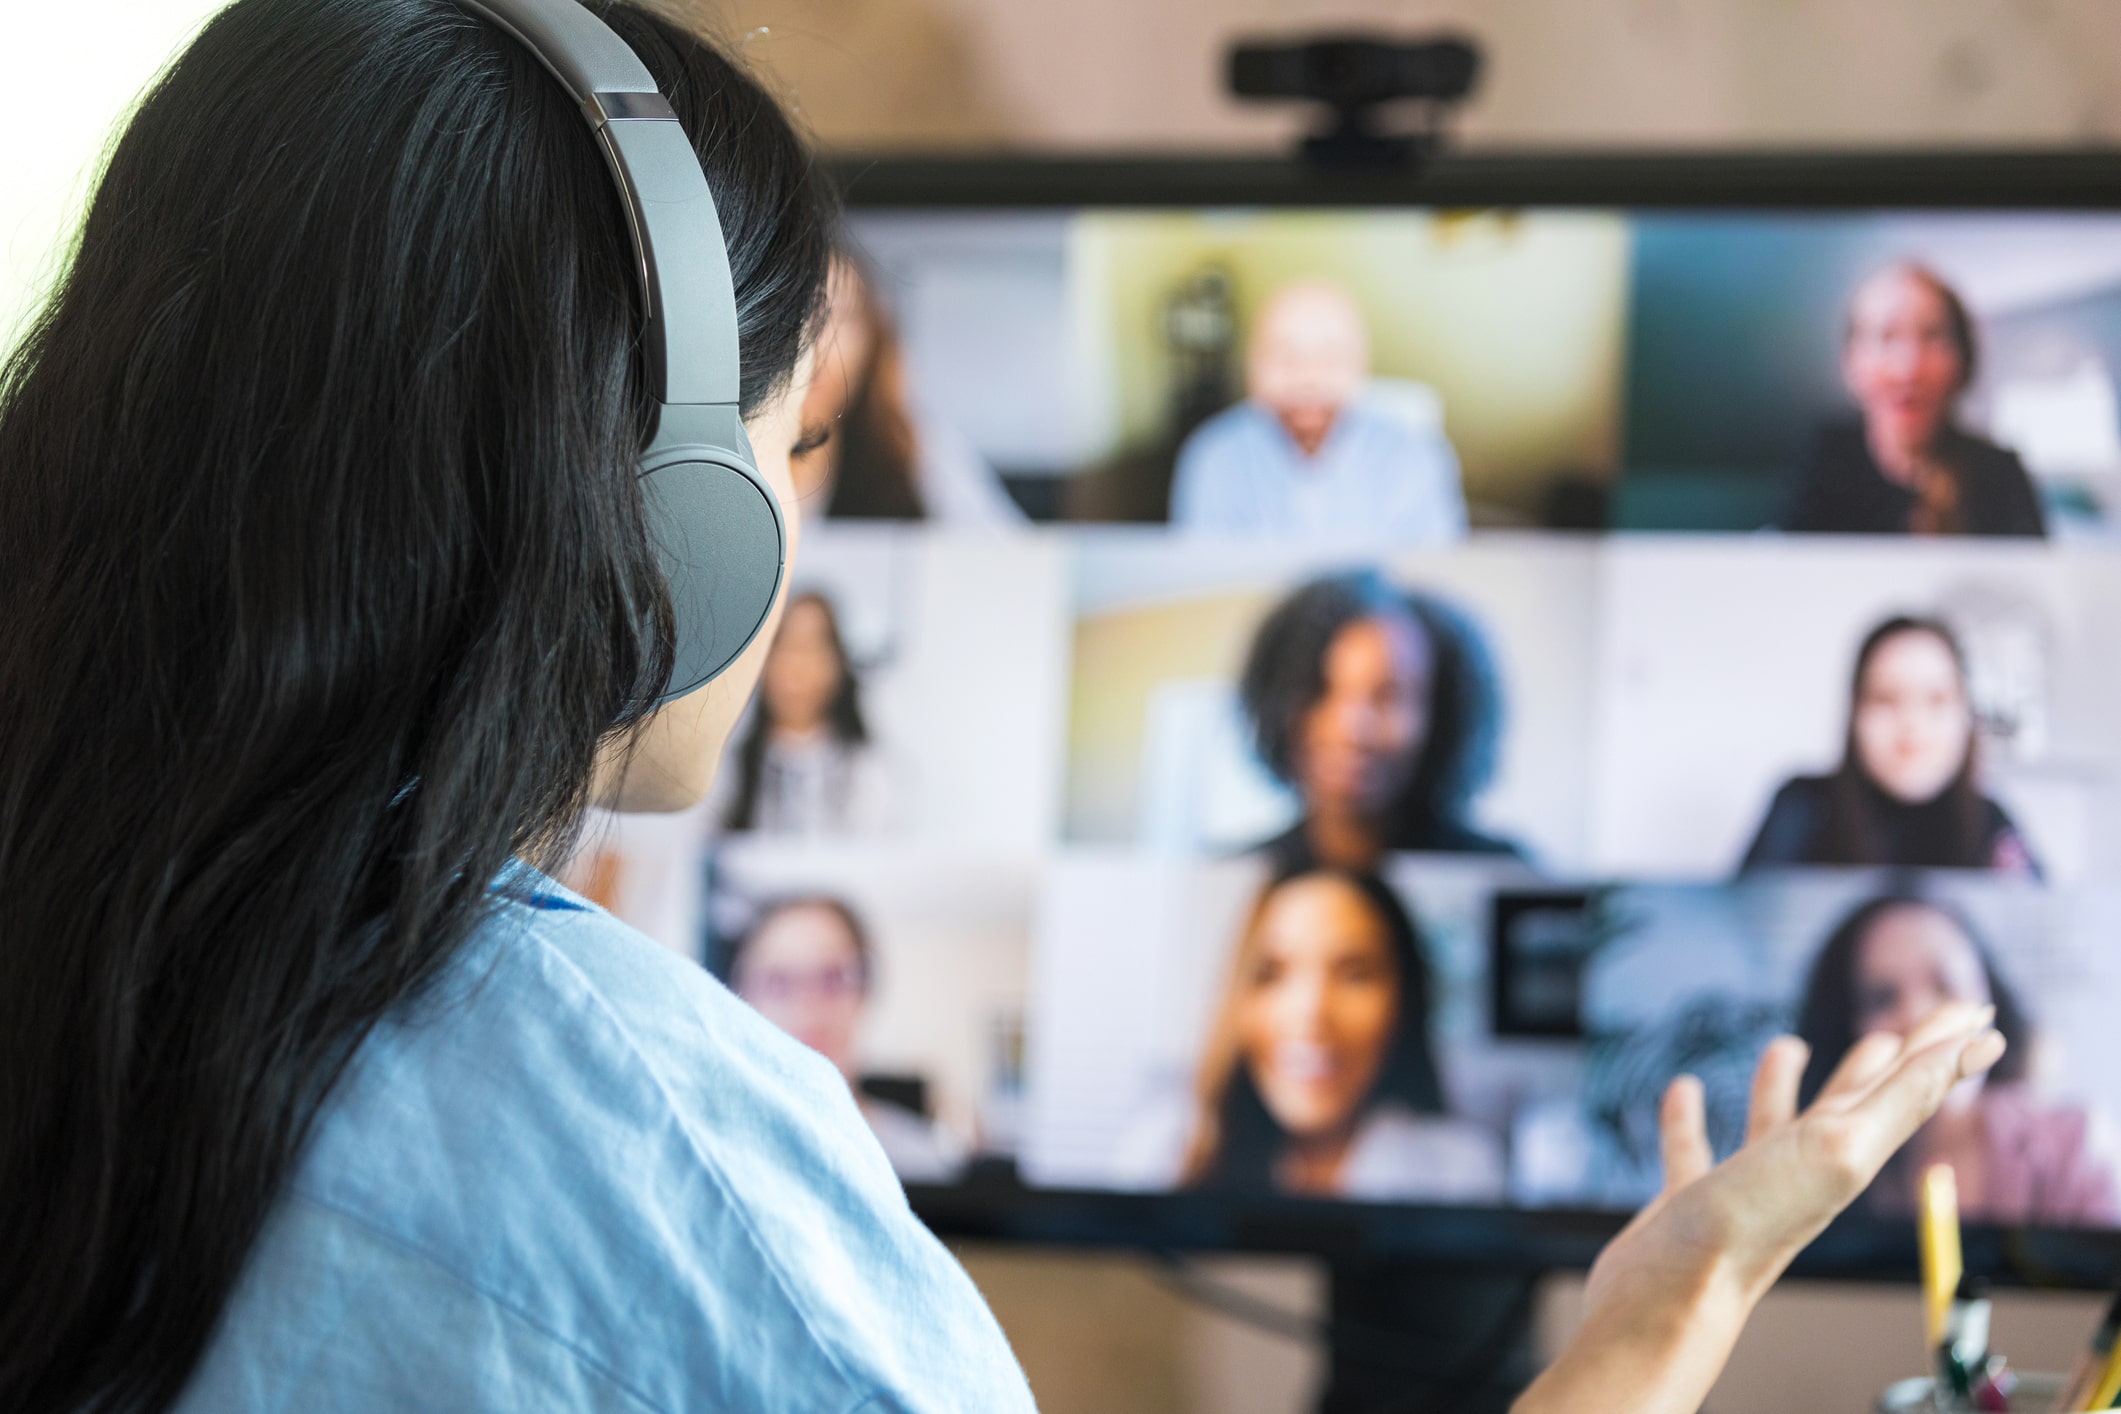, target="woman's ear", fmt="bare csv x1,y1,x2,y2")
592,355,813,813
